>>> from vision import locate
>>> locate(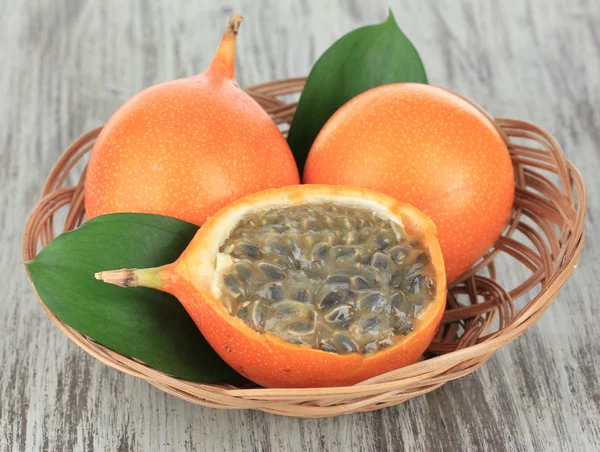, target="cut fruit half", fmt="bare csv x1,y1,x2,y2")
96,185,447,388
